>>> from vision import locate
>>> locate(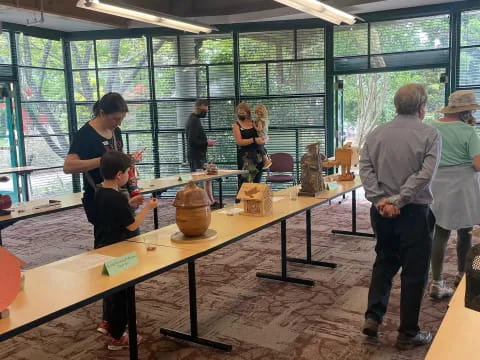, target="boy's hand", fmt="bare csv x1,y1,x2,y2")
129,194,144,208
207,139,217,147
147,197,159,209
